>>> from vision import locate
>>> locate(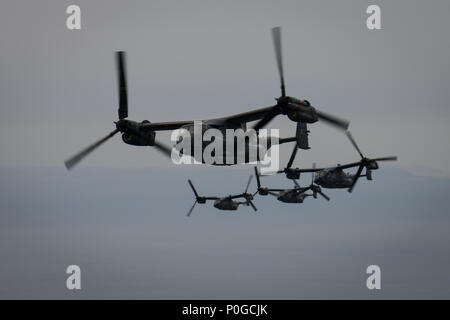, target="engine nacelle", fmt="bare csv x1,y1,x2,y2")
122,132,155,146
285,169,300,180
287,107,318,124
